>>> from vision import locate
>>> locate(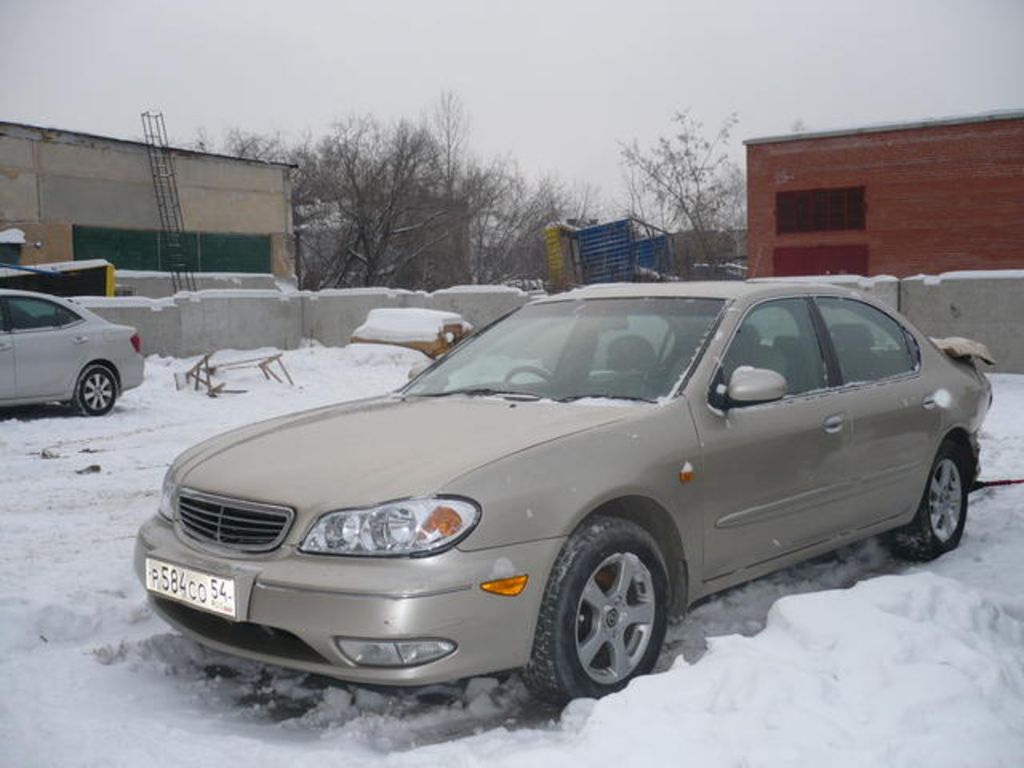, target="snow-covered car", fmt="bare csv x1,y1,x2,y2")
135,282,991,703
0,288,144,416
